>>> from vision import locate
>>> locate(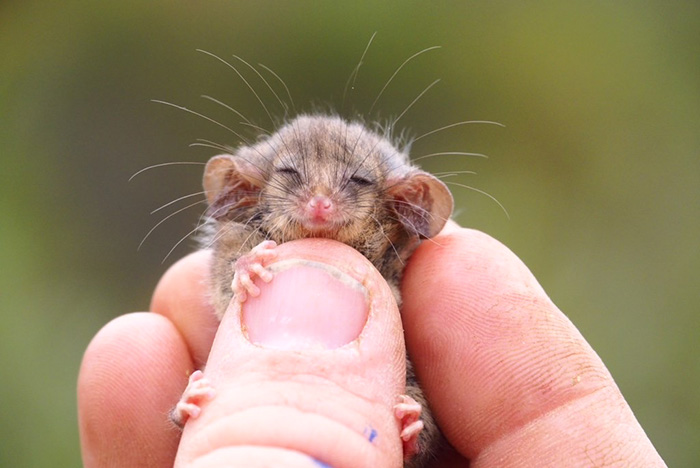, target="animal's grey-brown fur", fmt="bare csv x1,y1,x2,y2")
201,114,453,467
